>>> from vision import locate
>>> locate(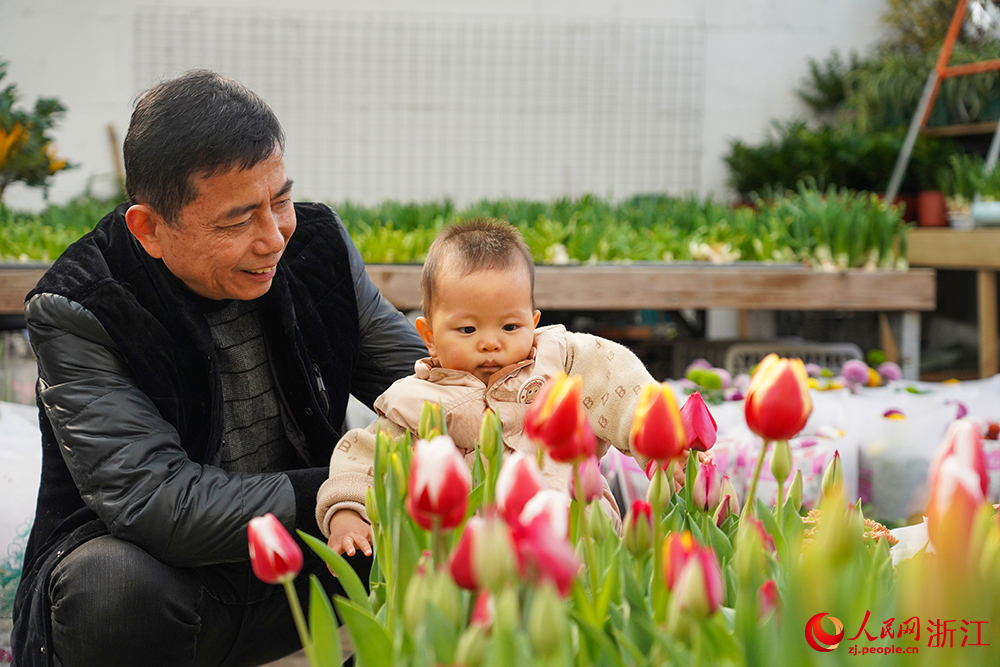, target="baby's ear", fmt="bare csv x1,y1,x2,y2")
415,317,436,356
533,310,541,327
